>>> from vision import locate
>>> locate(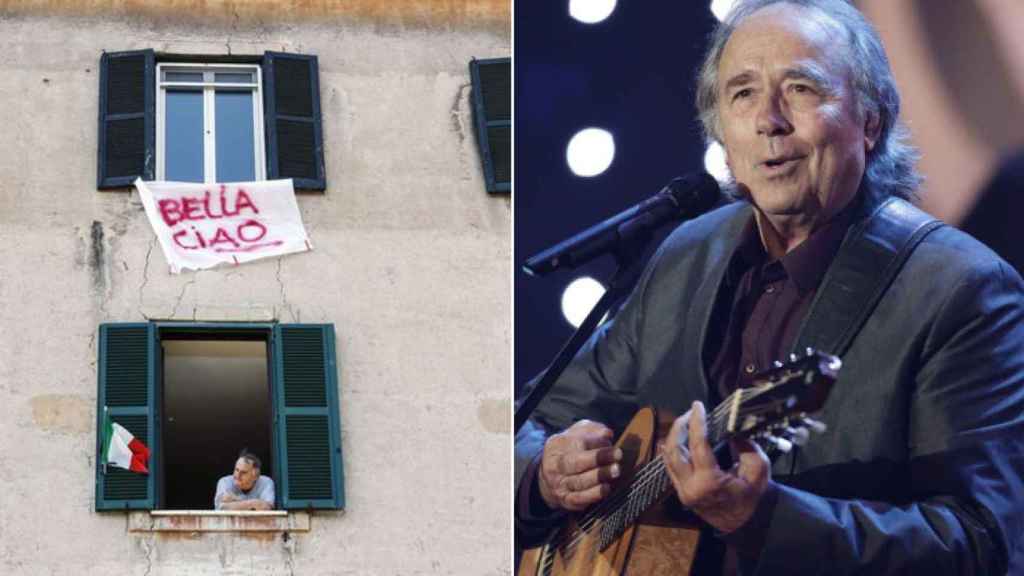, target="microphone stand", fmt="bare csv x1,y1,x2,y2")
514,234,652,435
